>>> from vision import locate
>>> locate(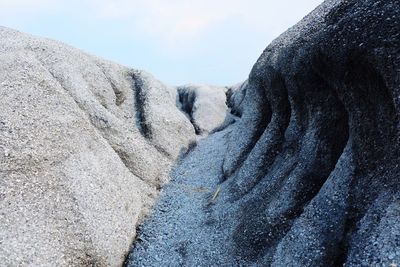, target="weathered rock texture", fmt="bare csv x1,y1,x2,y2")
0,26,197,266
127,0,399,266
2,0,400,266
225,0,399,265
176,85,235,135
